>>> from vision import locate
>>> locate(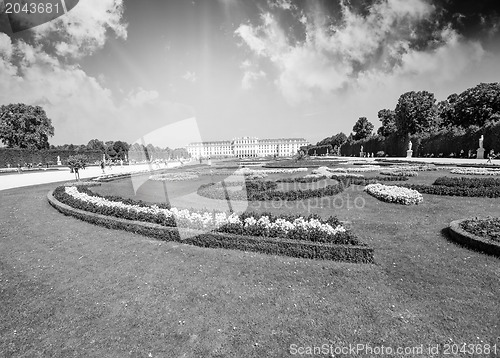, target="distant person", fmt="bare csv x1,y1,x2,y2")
100,160,105,174
17,163,22,173
487,150,494,164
